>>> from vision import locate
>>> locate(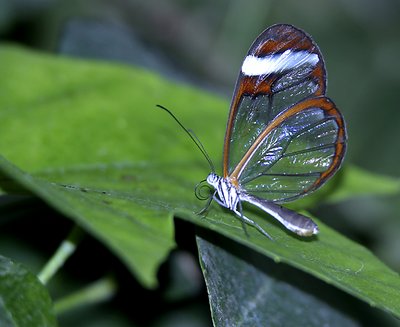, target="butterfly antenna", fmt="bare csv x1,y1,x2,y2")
156,105,215,172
